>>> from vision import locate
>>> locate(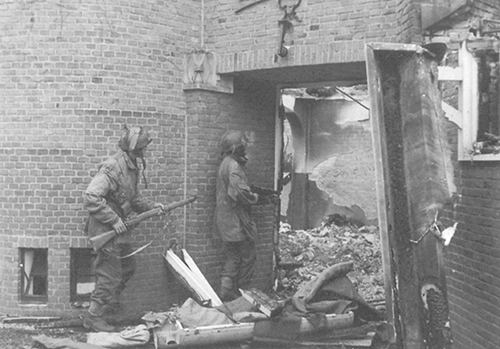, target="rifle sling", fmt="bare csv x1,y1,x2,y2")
103,241,153,259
